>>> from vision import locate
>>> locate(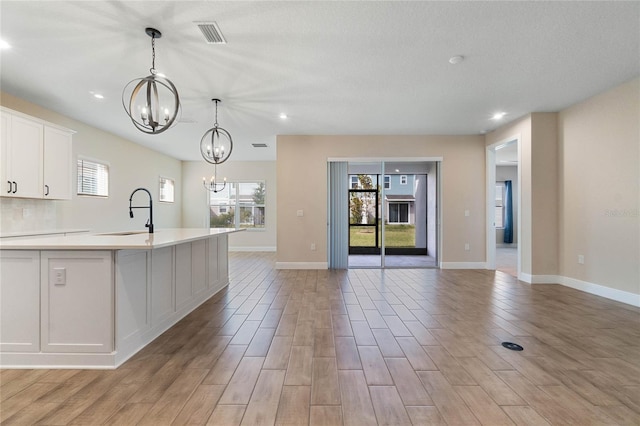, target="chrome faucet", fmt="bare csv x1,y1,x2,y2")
129,188,154,233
